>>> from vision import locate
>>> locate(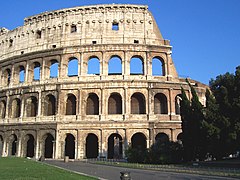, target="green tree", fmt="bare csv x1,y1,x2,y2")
209,66,240,158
